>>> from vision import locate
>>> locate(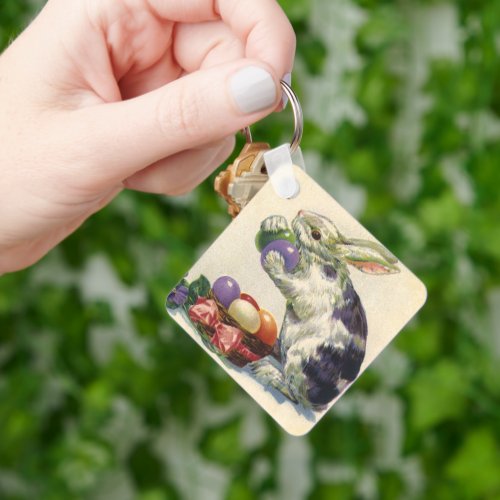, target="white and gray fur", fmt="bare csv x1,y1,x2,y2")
250,210,399,411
